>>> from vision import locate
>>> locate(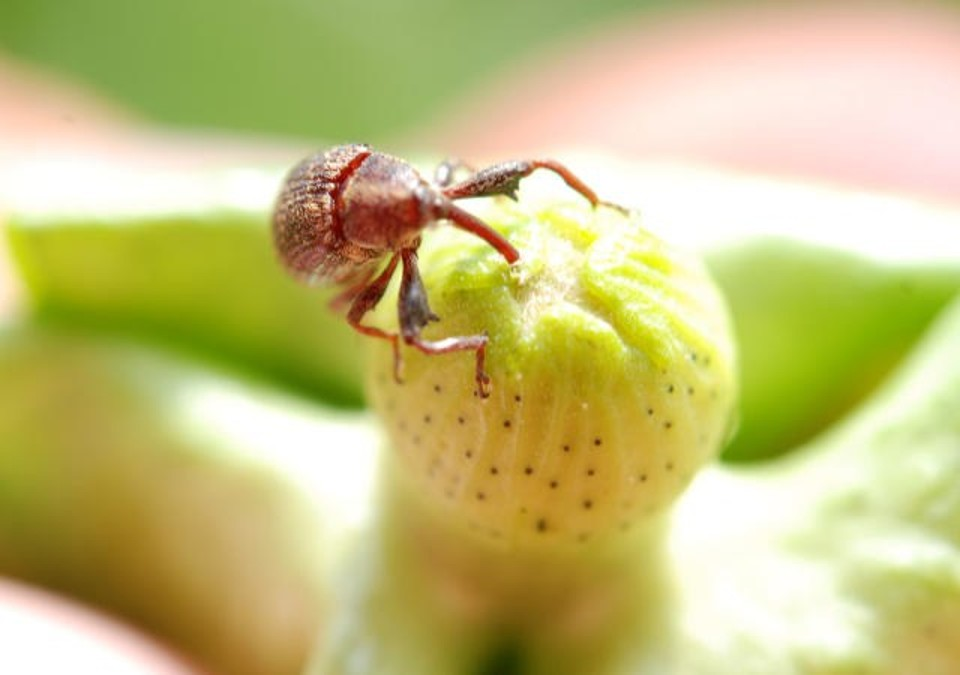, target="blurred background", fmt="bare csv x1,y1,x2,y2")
1,0,959,201
1,0,649,142
2,1,960,674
